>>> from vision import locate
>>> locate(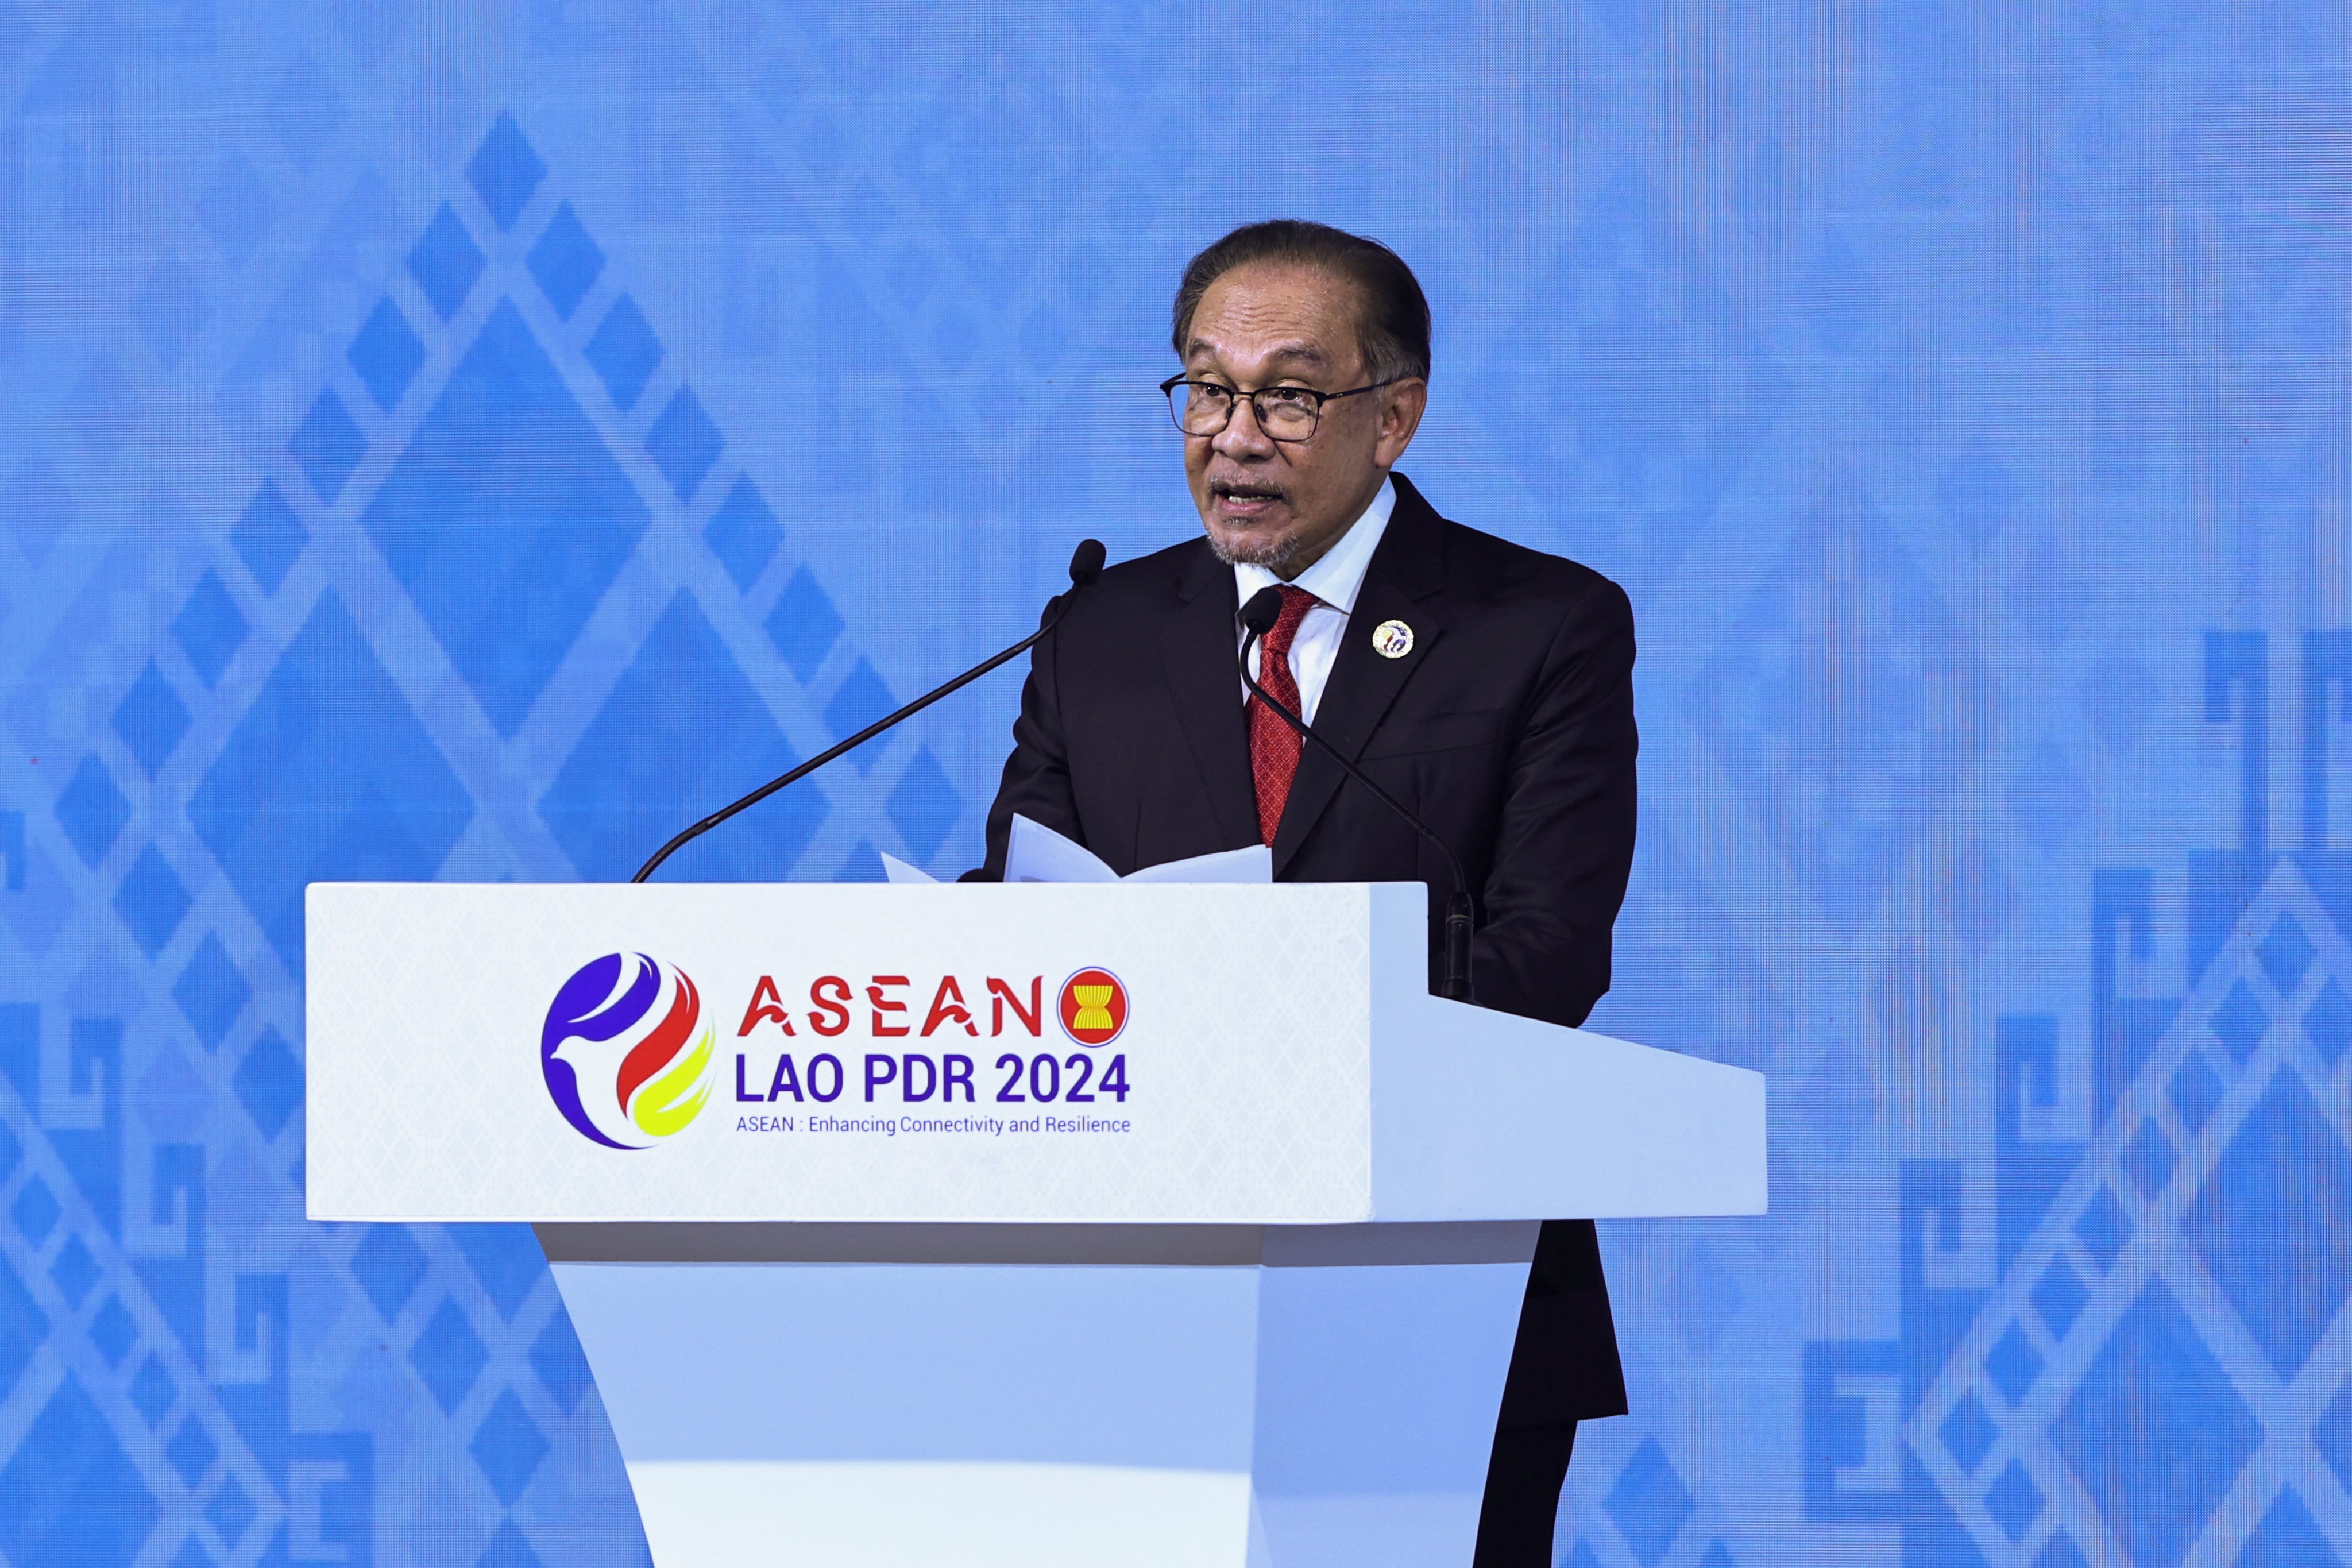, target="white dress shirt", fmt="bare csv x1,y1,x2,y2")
1234,474,1396,725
